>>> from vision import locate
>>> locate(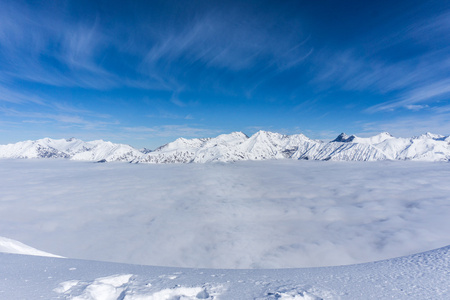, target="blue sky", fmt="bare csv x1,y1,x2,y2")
1,0,449,148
